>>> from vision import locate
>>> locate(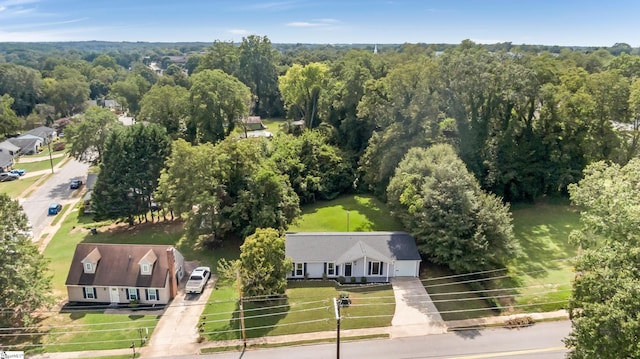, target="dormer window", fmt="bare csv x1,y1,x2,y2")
81,248,101,274
139,249,157,276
